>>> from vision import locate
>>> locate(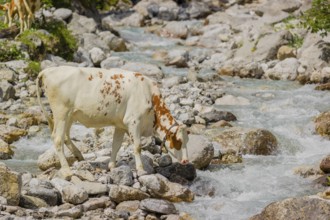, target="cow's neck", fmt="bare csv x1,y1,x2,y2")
152,94,179,142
